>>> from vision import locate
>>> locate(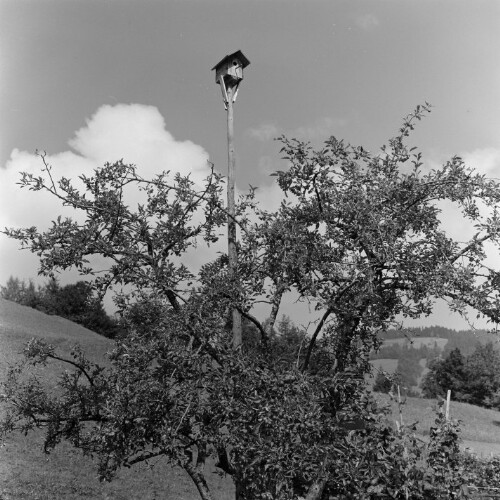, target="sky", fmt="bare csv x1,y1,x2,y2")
1,0,500,330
